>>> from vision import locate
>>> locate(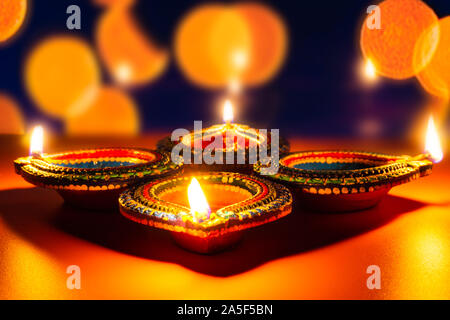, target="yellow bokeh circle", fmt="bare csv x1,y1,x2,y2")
175,3,288,88
25,36,100,119
416,17,450,99
66,86,139,136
